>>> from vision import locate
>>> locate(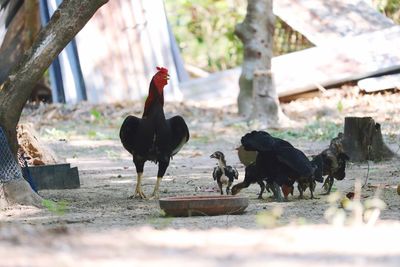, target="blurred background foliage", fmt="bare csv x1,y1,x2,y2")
373,0,400,22
166,0,246,72
165,0,400,73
